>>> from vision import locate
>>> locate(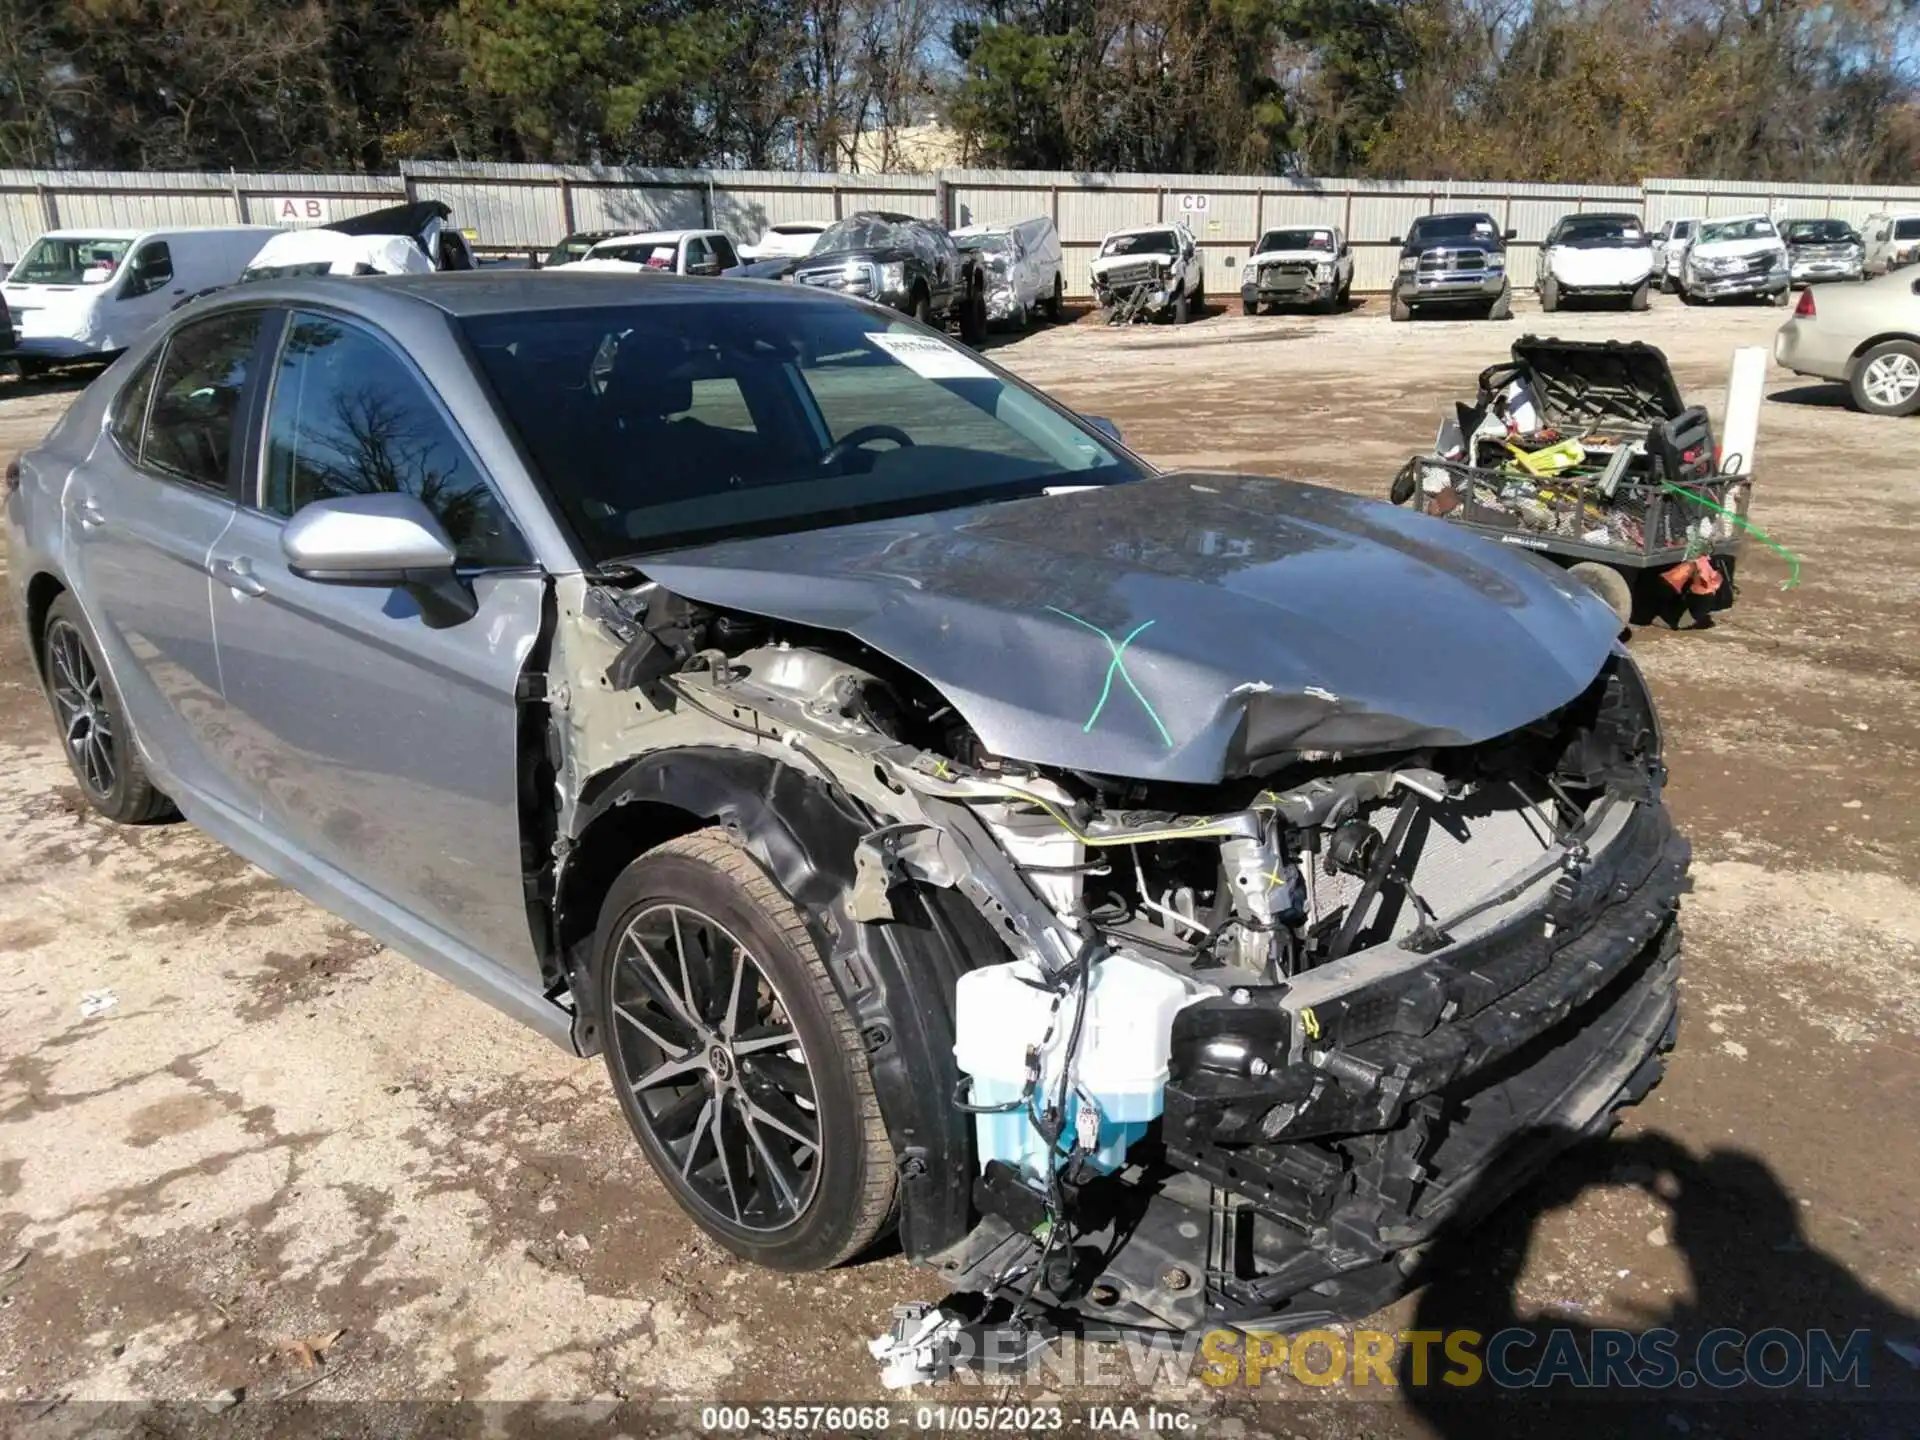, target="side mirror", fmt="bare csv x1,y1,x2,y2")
281,493,477,627
1388,235,1403,247
1504,228,1518,241
1340,242,1351,257
1083,415,1123,445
